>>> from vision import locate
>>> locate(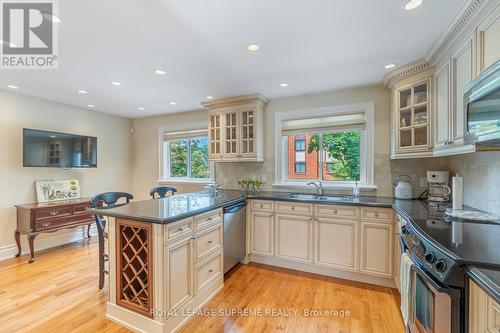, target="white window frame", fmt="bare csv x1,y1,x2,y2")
158,122,214,184
273,102,375,190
